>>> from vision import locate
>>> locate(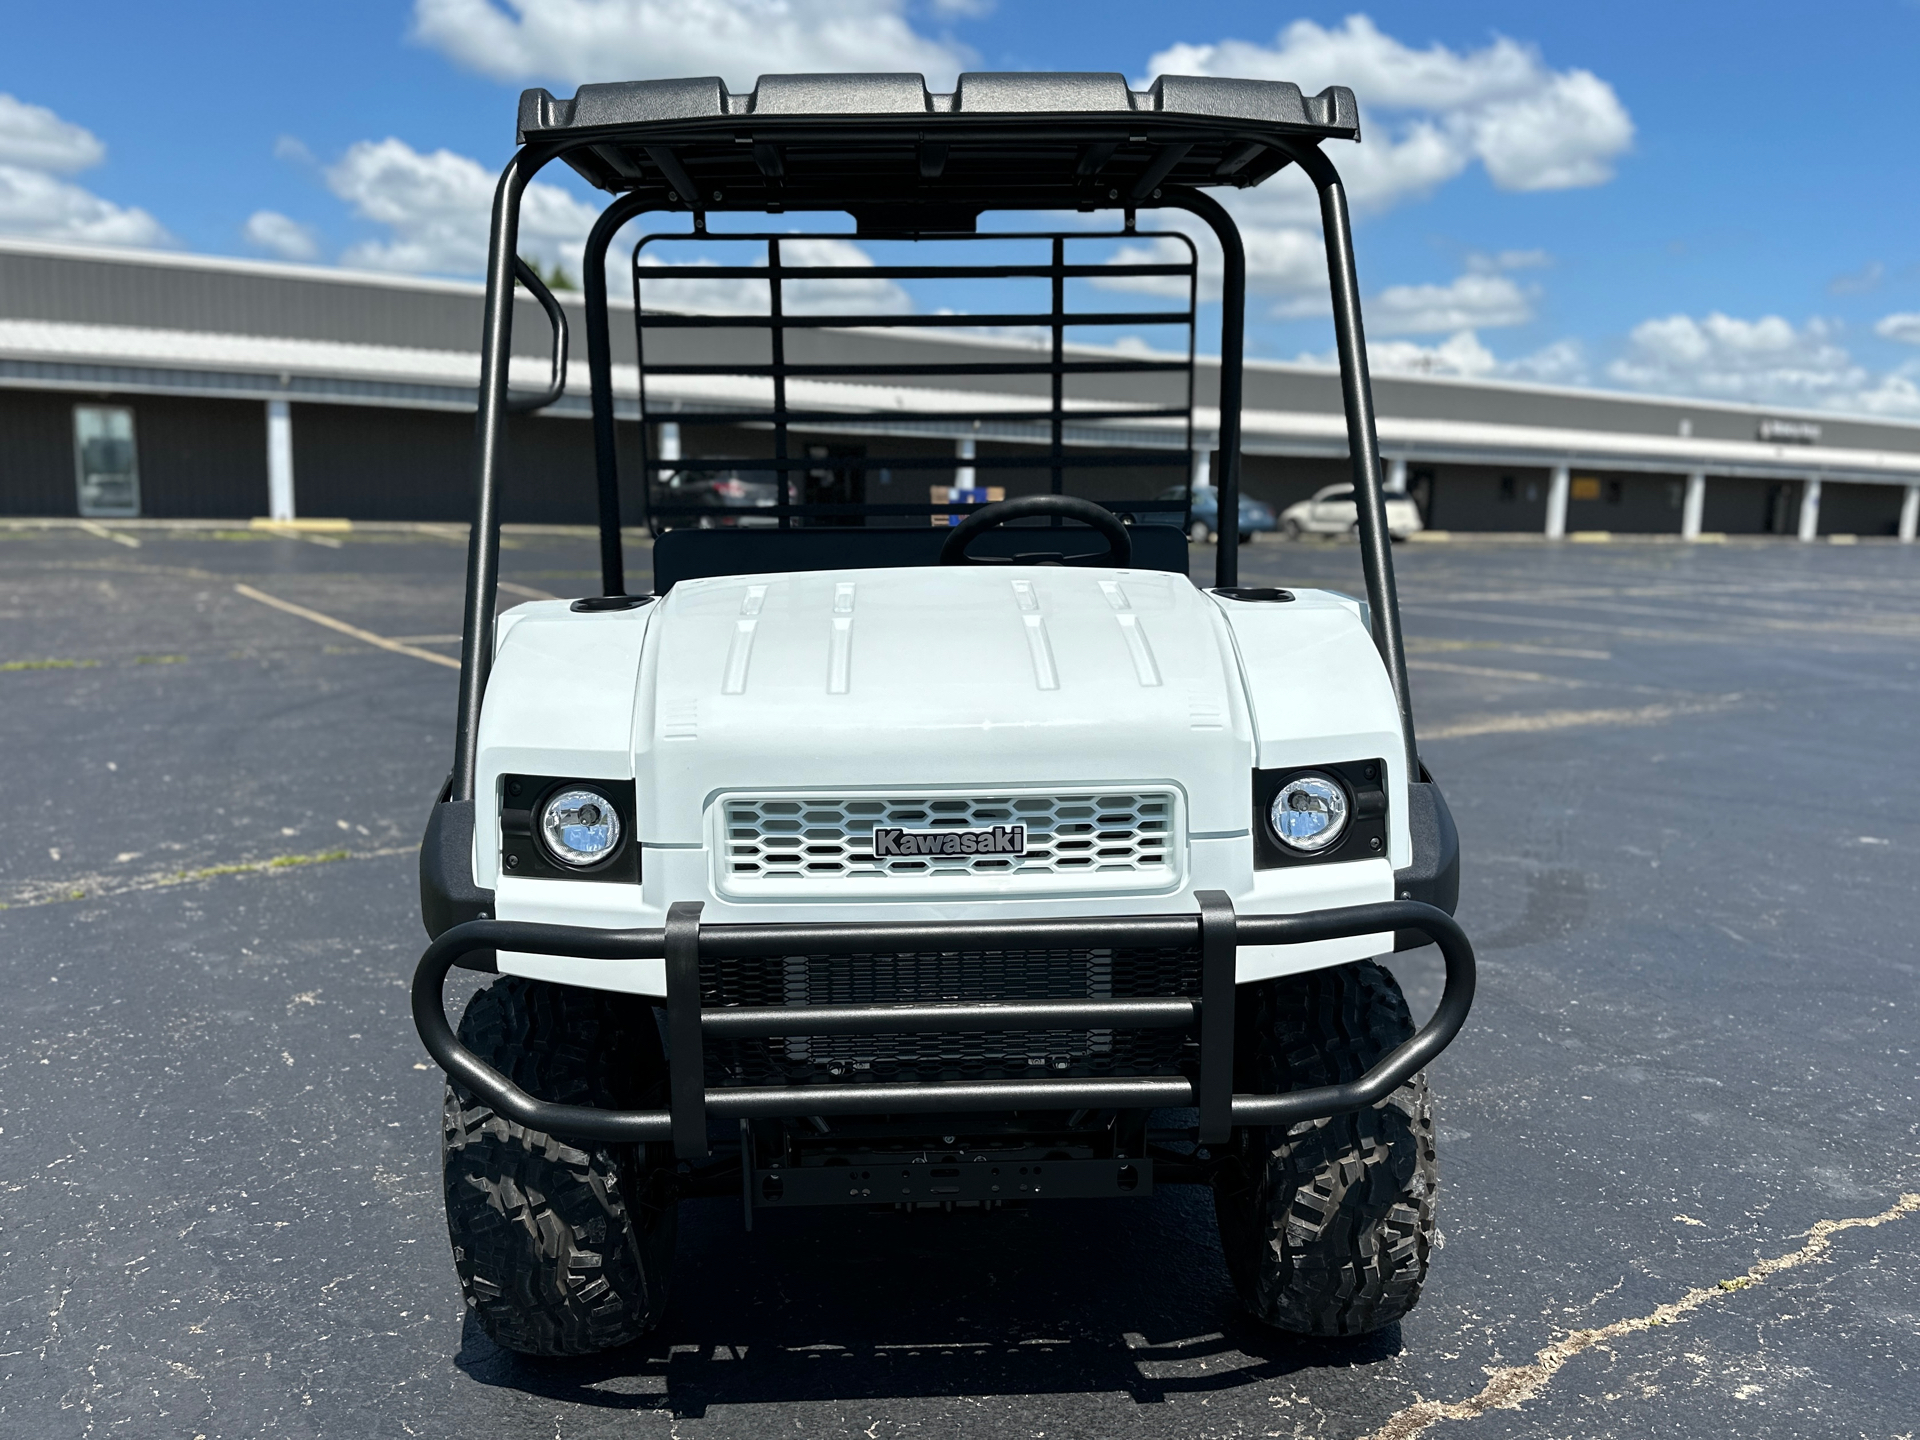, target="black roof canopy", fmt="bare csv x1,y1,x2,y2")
518,72,1358,228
